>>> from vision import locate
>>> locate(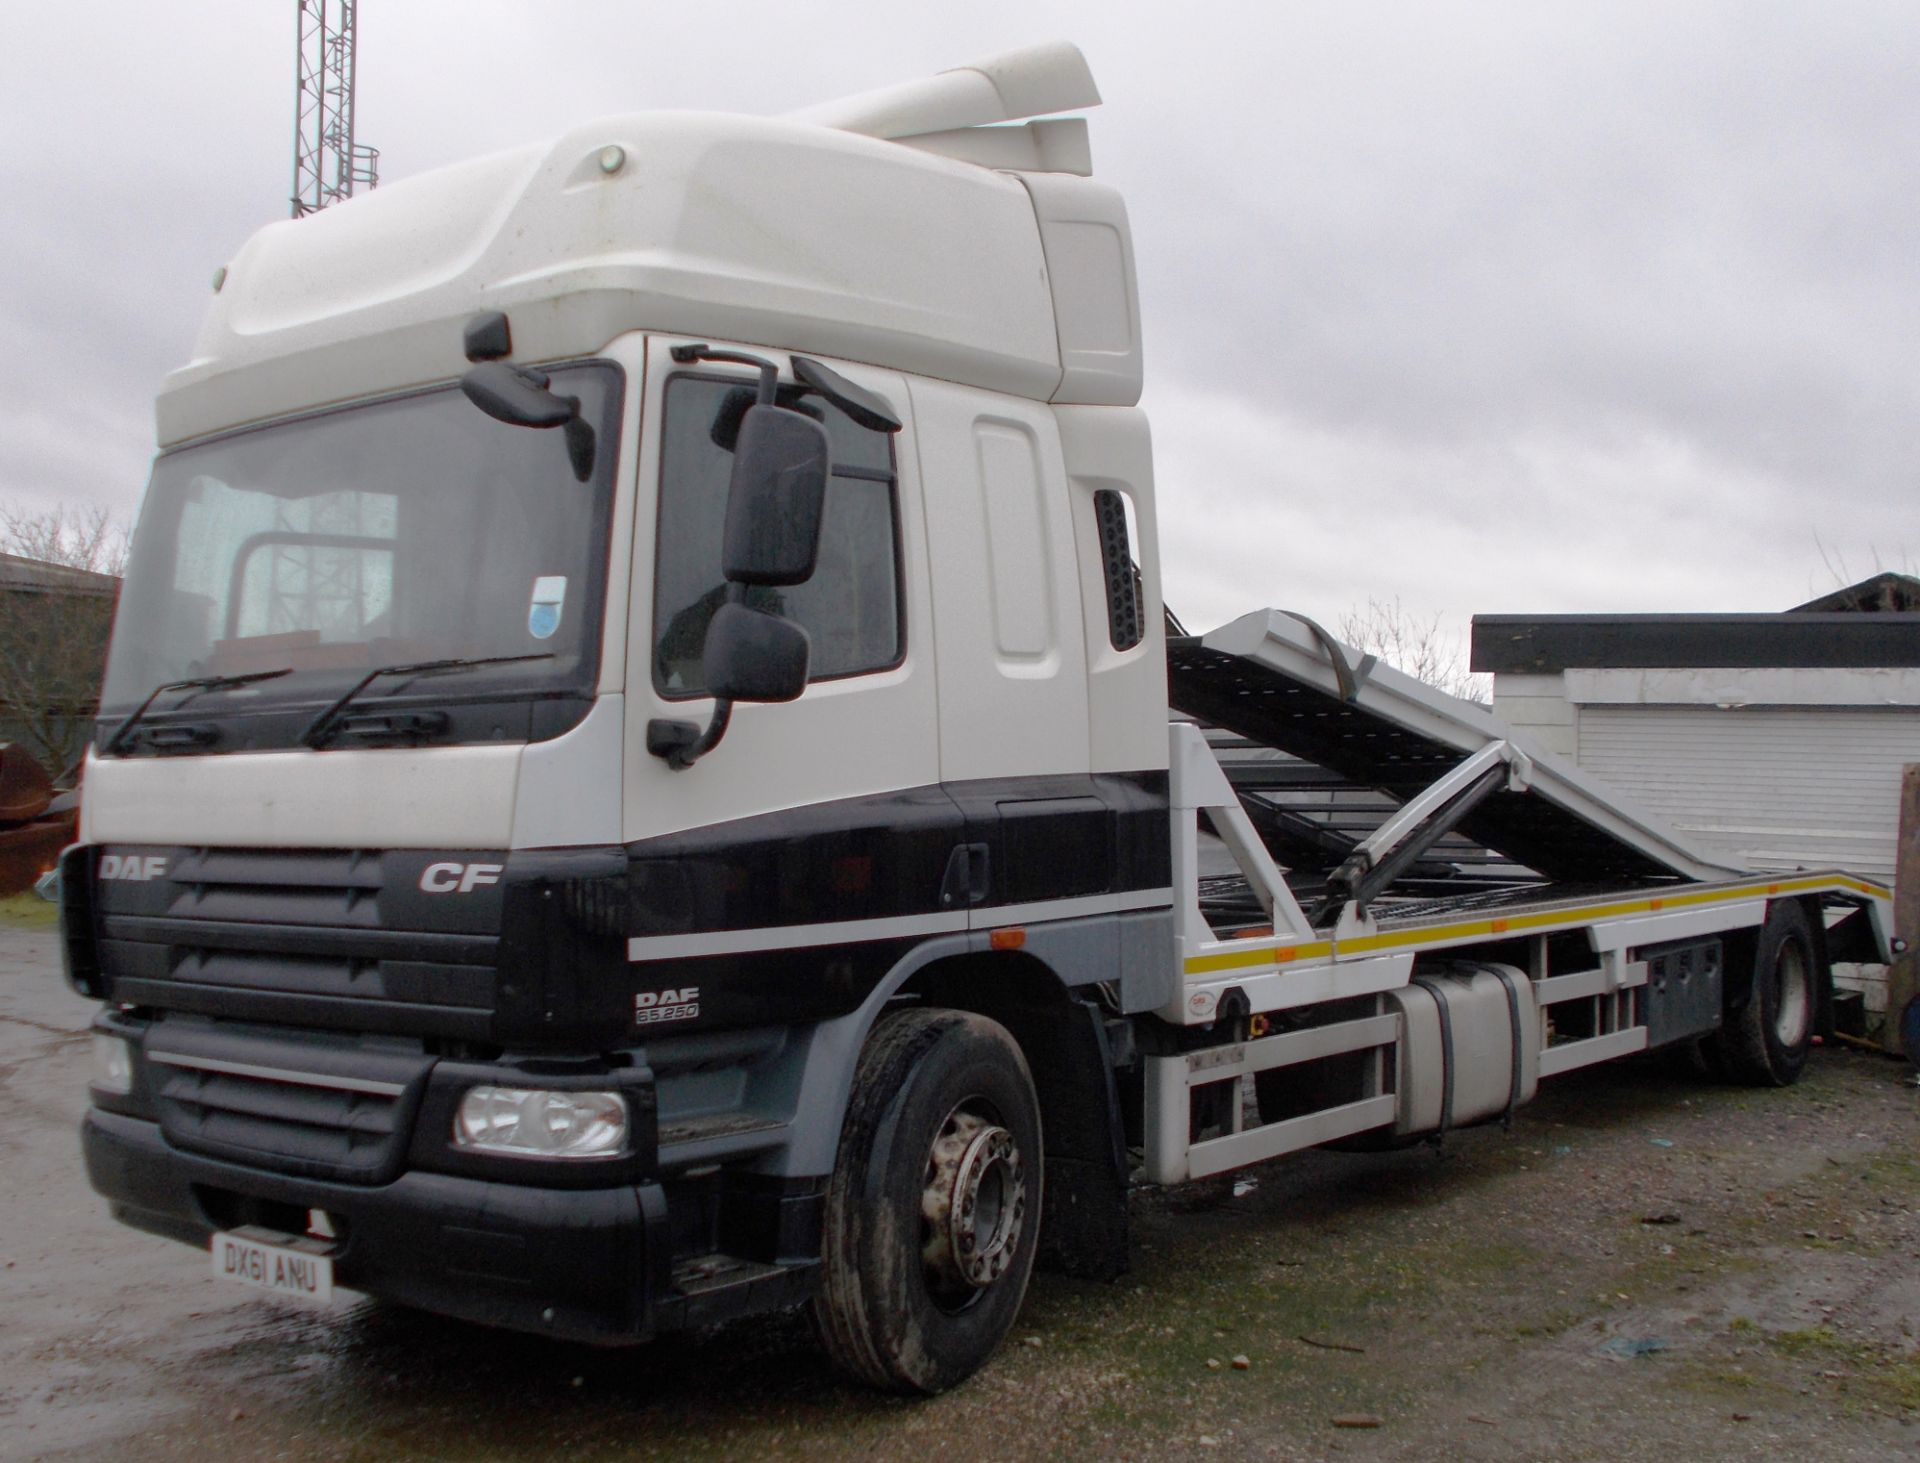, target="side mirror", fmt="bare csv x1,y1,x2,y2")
460,361,597,482
704,603,810,703
723,405,829,586
648,602,811,769
461,361,572,427
647,368,832,772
